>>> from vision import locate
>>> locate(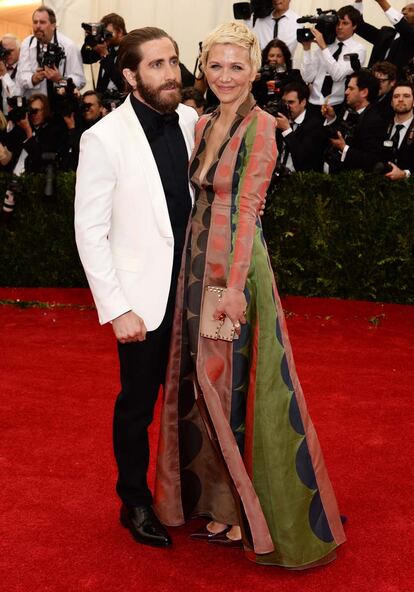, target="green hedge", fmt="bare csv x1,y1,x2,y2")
0,170,413,303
